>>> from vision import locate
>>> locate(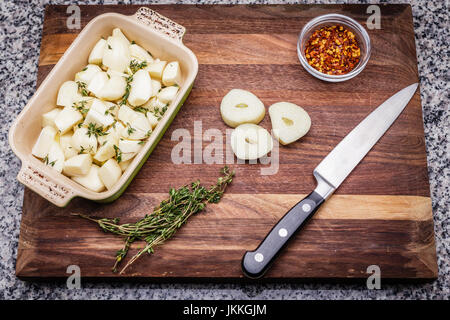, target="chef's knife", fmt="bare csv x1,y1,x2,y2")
241,83,419,279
